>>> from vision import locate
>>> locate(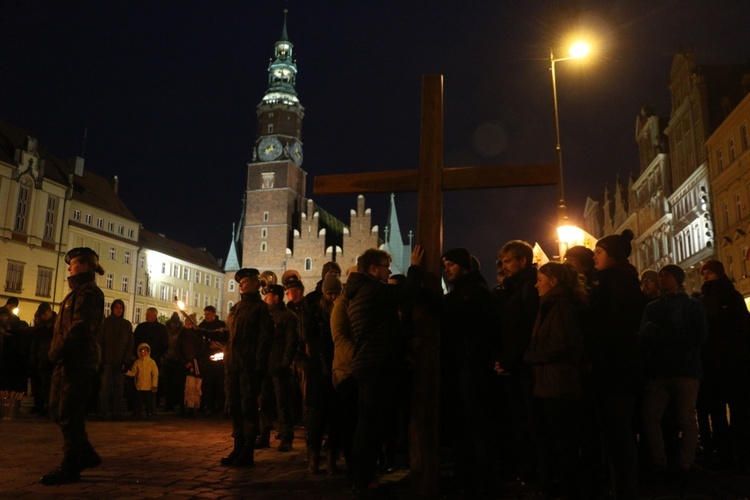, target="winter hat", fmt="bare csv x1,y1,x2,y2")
640,269,659,284
323,274,343,294
595,229,634,262
659,264,685,286
565,246,594,264
265,284,286,298
234,268,259,282
36,302,52,314
442,248,472,271
700,260,726,278
322,261,342,278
